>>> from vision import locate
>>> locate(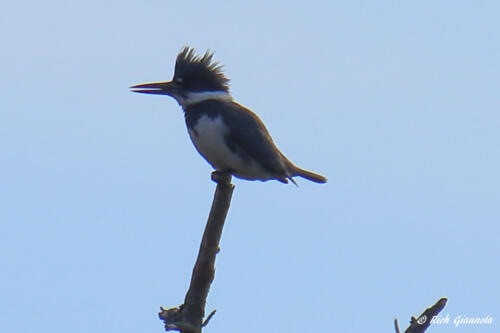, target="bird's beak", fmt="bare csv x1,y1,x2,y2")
130,81,178,96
